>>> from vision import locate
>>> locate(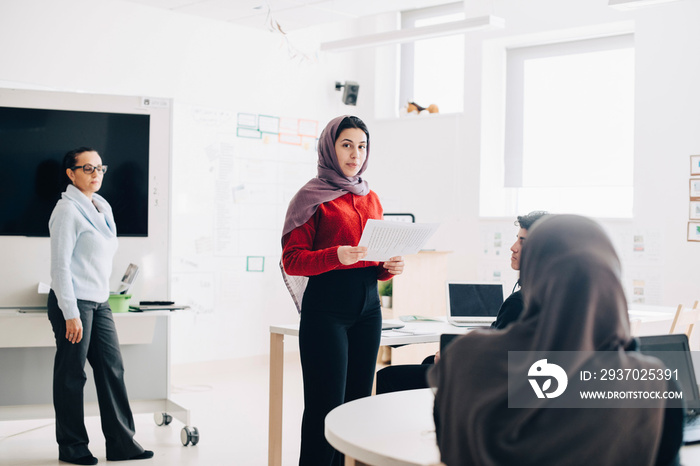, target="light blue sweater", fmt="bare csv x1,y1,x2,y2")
49,184,118,320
